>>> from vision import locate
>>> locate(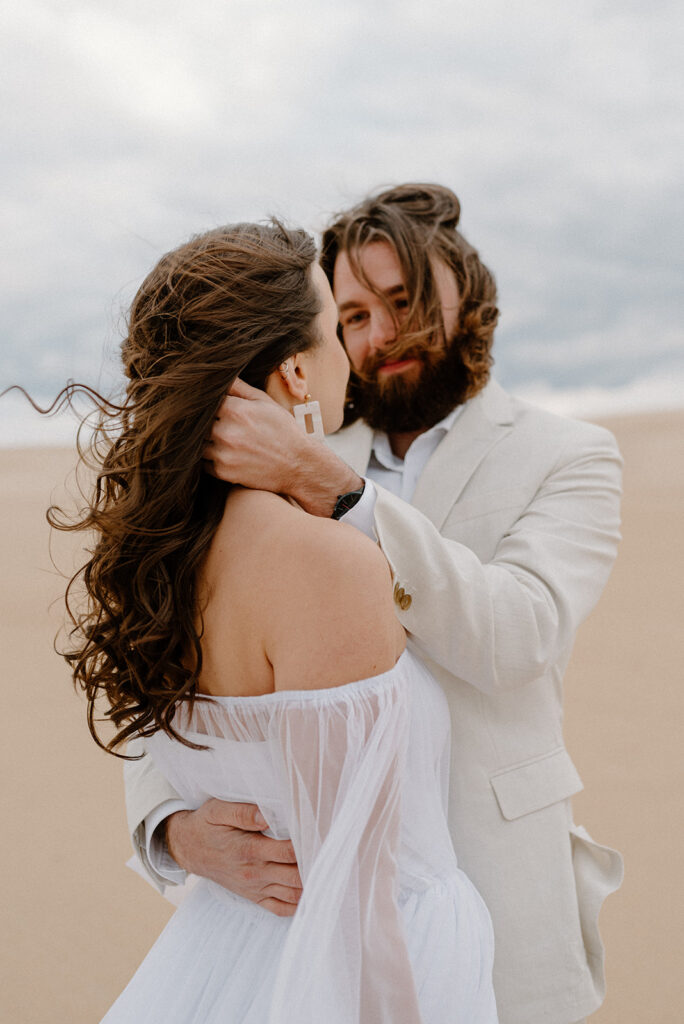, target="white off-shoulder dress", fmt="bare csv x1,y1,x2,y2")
102,648,497,1023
